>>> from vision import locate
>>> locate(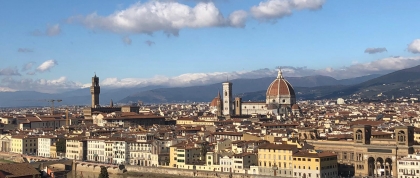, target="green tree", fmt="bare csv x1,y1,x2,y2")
56,138,66,153
98,166,109,178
